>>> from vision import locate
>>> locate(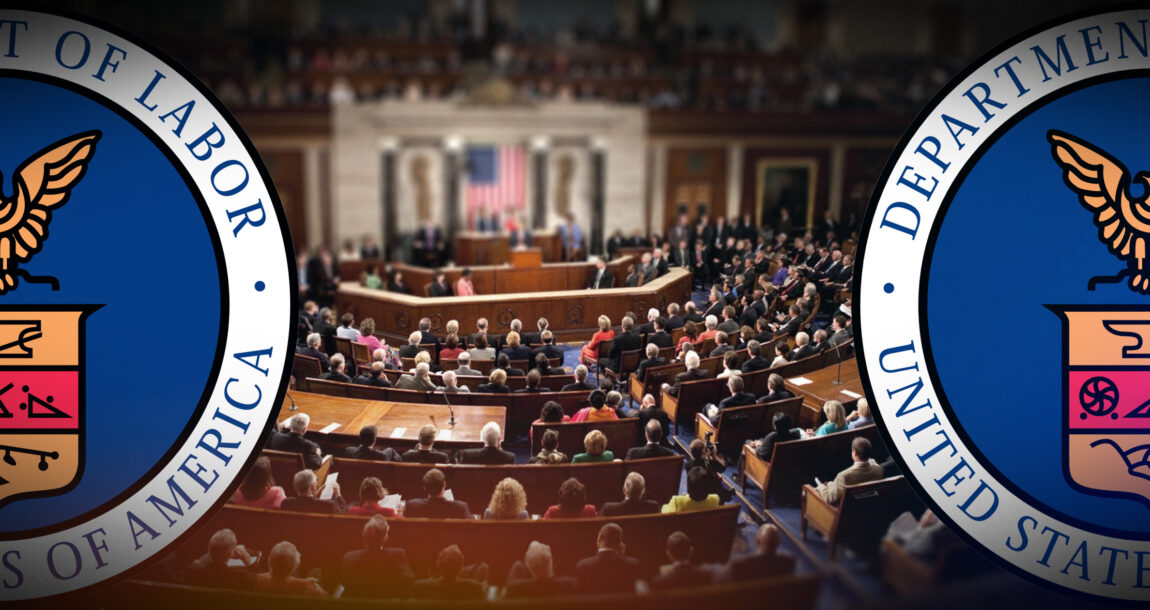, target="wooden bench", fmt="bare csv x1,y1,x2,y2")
529,418,642,462
662,367,773,433
175,503,741,589
694,396,804,462
118,571,821,608
293,354,322,386
801,475,917,559
262,449,332,496
741,424,883,508
331,455,684,516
